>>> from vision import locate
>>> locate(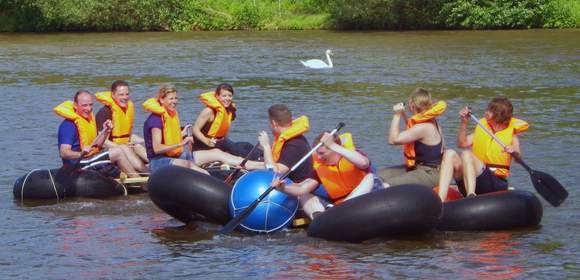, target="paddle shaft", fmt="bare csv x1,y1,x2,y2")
186,125,194,160
469,114,531,172
218,122,345,235
224,142,260,184
73,128,110,167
